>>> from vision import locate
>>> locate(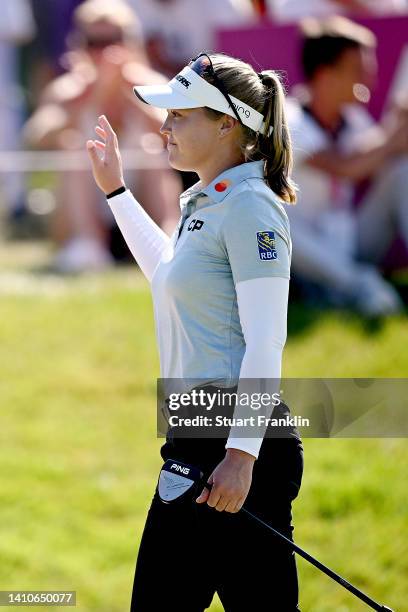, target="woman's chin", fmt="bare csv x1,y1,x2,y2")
167,151,191,172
